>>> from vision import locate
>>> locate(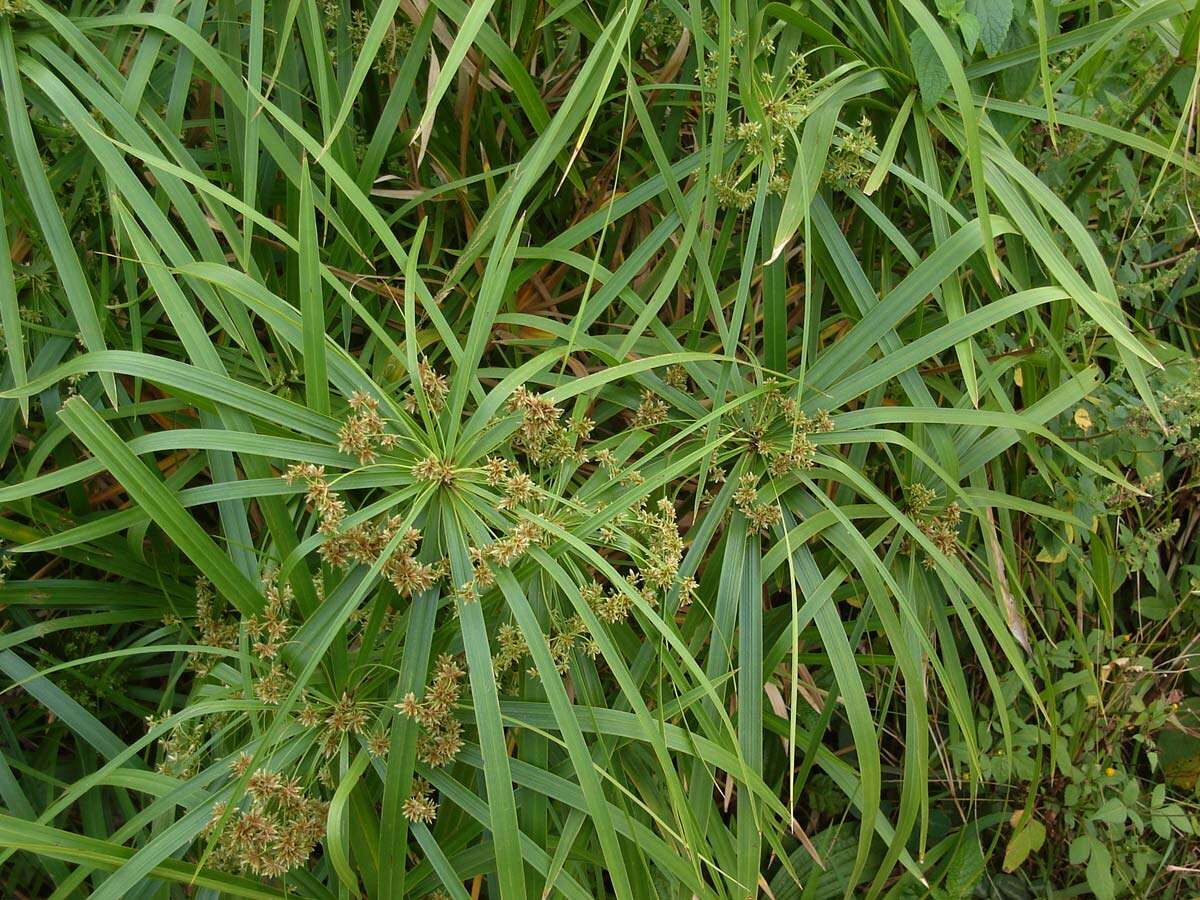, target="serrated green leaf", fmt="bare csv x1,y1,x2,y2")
959,12,981,53
1091,797,1127,826
941,827,985,897
965,0,1014,55
911,29,951,106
